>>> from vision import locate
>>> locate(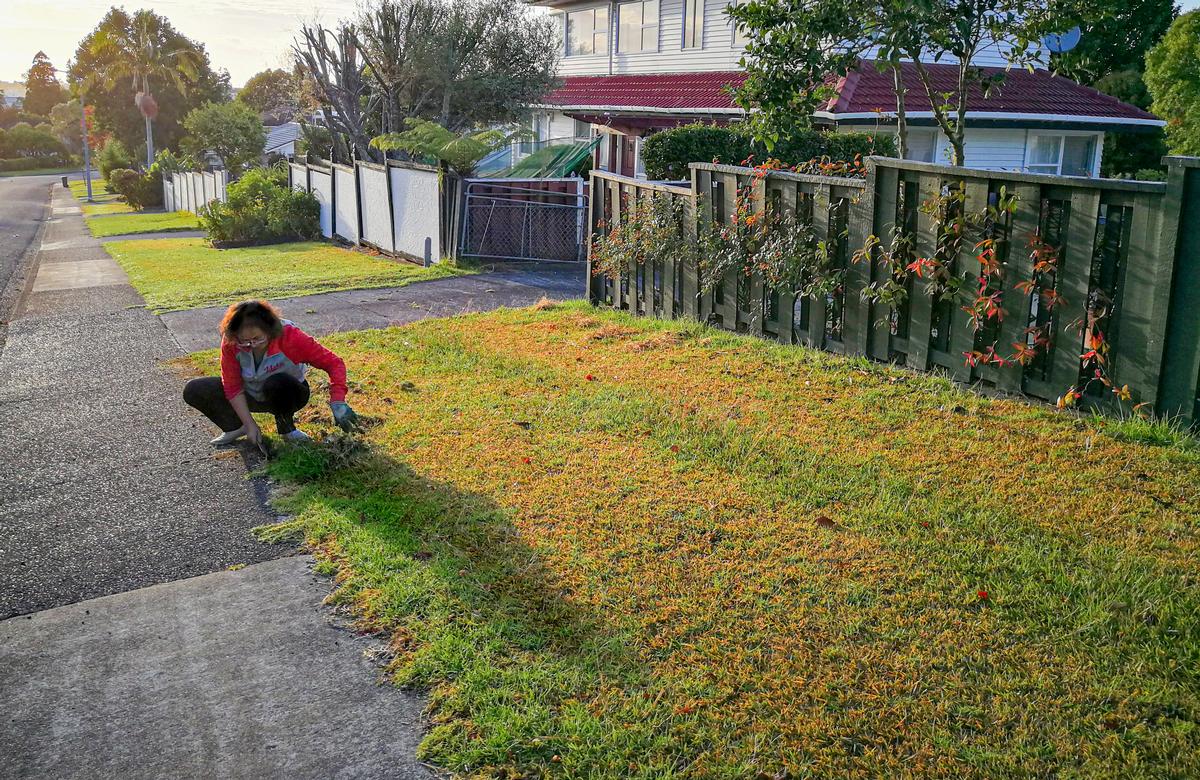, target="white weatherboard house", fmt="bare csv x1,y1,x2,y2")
528,0,1163,179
